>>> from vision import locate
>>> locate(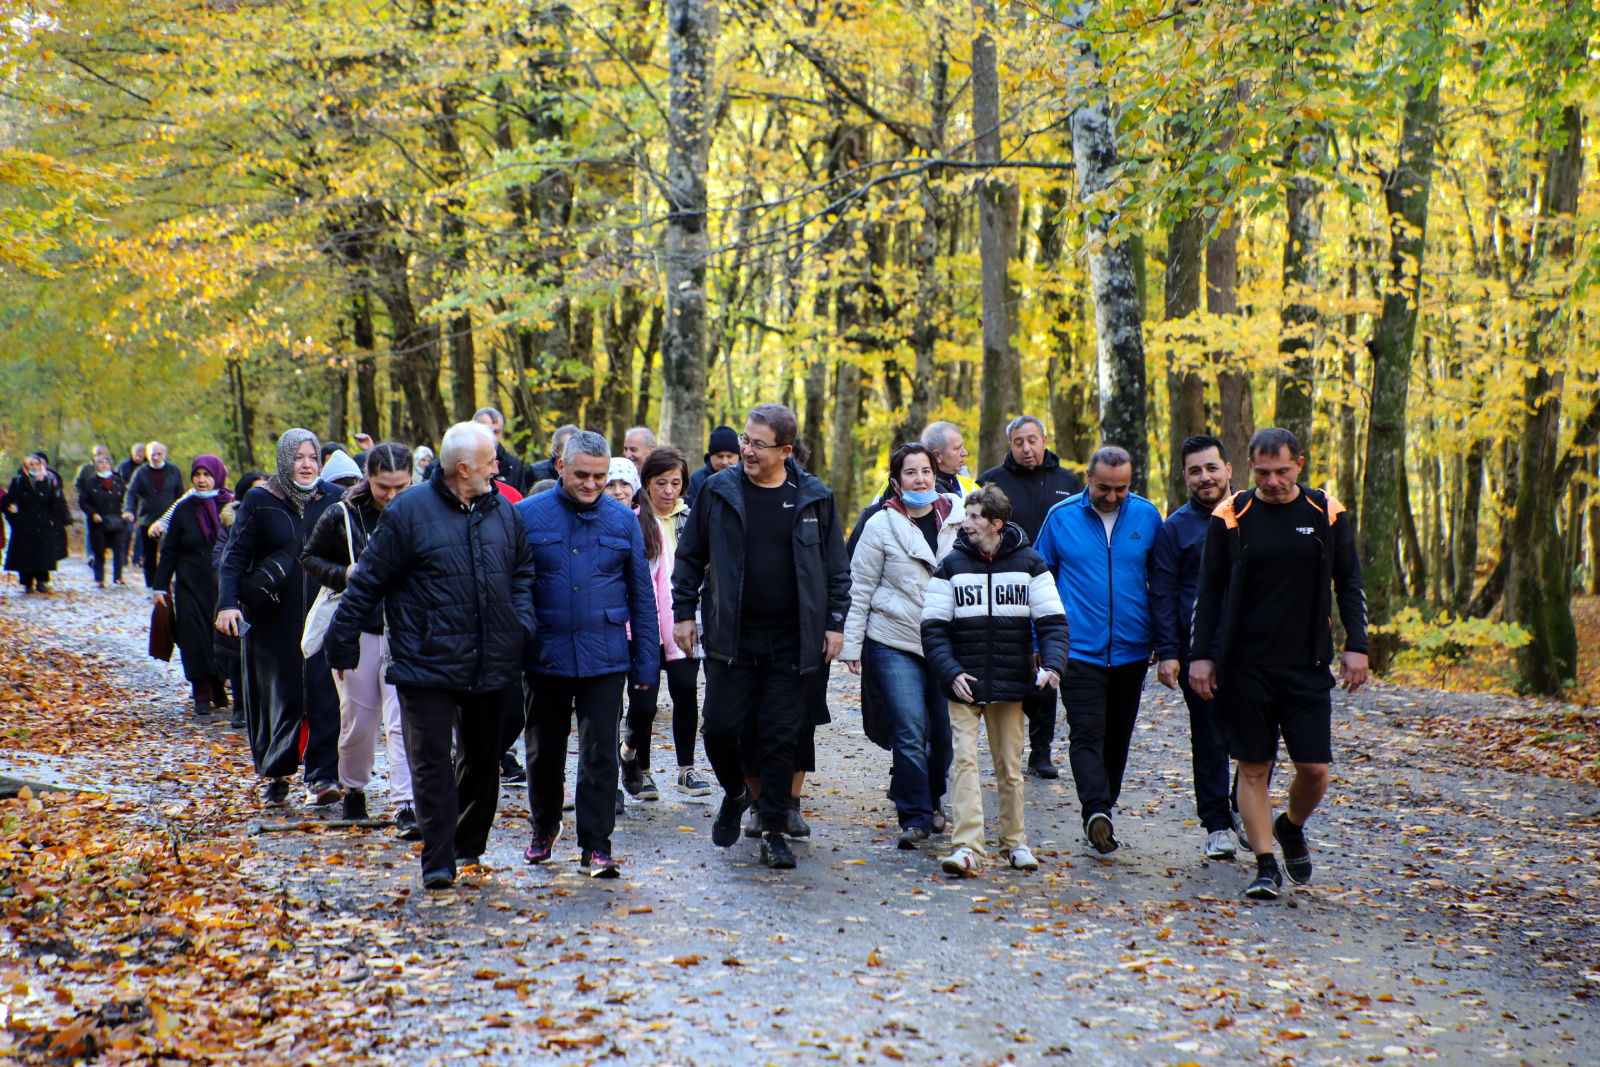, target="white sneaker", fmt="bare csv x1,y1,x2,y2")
1232,809,1250,852
1205,829,1238,860
941,846,982,876
1009,847,1039,871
